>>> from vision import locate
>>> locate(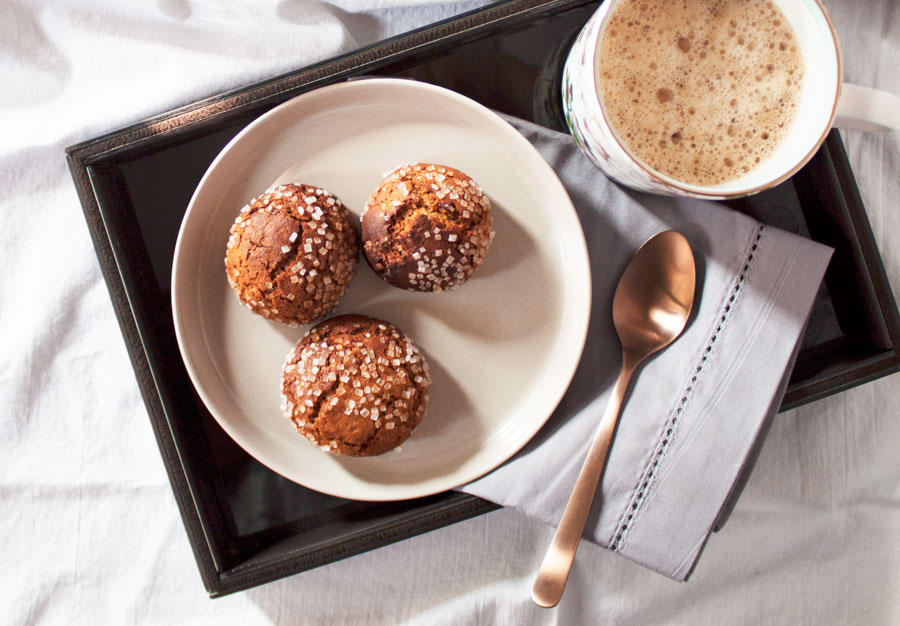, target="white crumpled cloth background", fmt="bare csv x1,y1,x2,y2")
1,0,898,624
